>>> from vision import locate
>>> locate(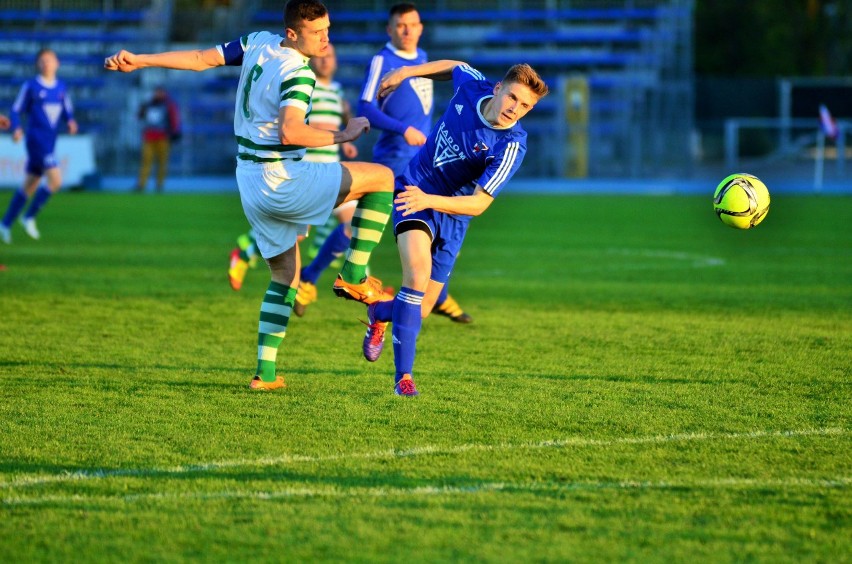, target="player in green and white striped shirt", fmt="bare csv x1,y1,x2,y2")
105,0,398,391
